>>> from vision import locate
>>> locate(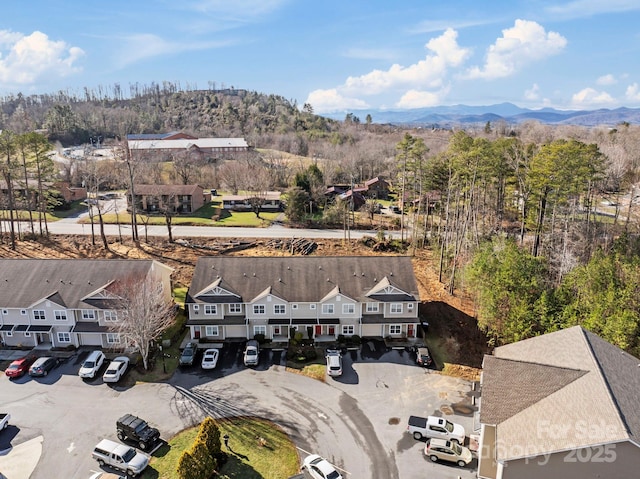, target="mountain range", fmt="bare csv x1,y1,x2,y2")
323,103,640,127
